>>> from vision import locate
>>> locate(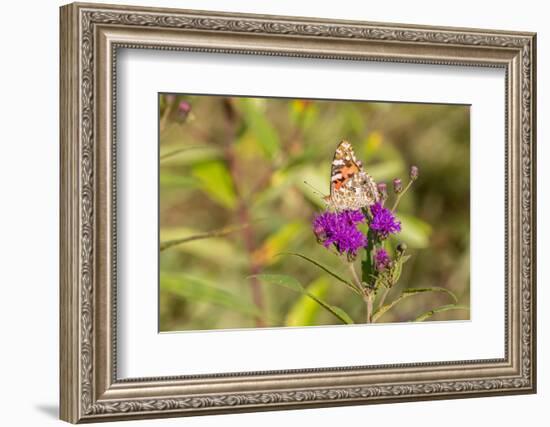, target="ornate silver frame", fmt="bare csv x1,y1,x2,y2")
60,2,537,423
